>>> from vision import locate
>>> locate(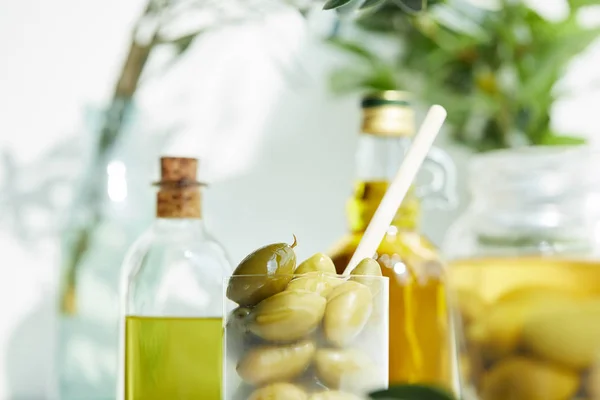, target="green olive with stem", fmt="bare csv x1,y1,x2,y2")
227,236,297,306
